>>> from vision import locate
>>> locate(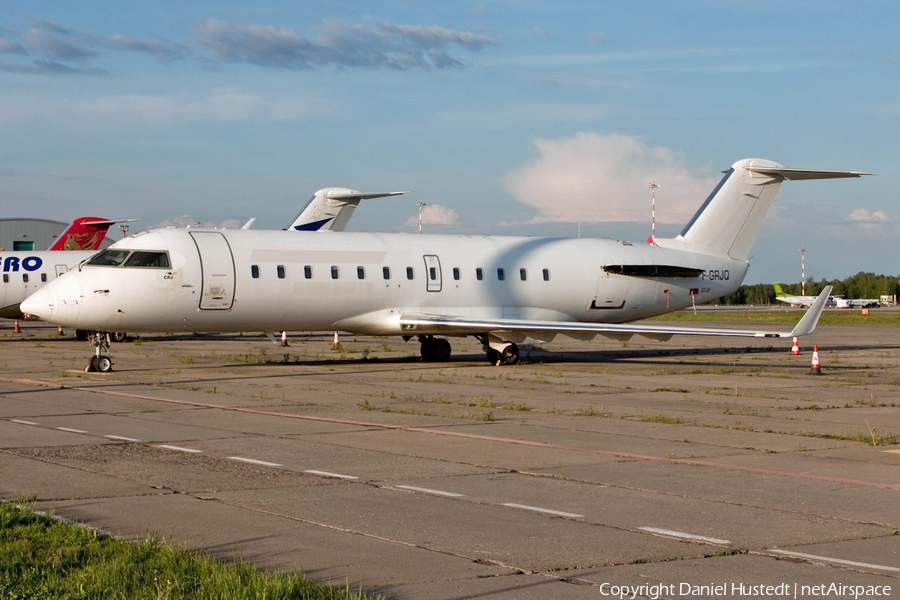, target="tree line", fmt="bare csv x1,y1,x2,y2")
715,272,900,305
